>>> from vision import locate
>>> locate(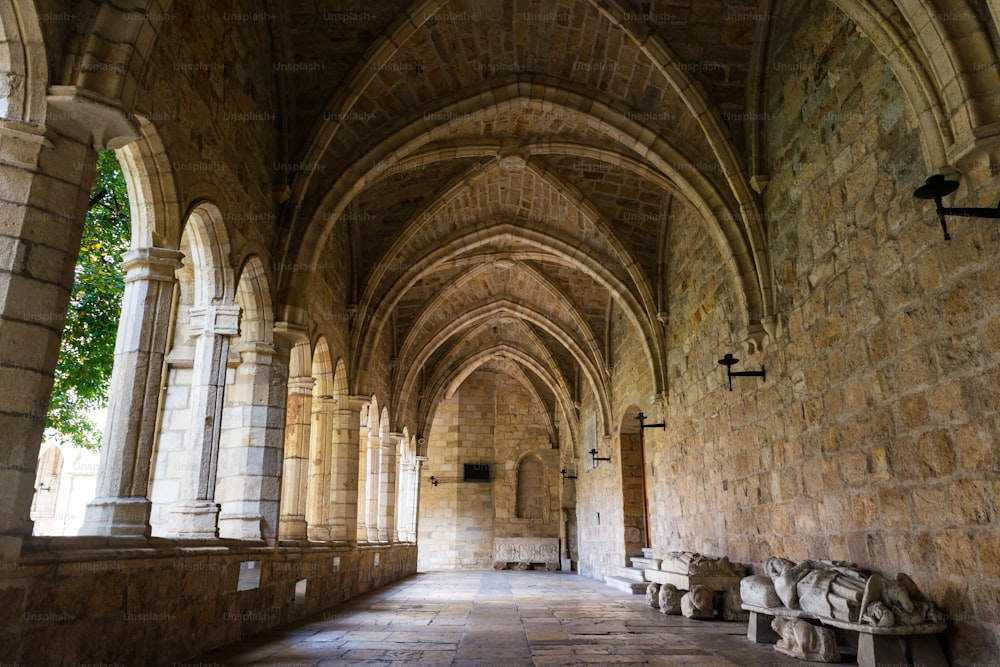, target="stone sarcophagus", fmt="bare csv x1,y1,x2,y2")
493,538,560,571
